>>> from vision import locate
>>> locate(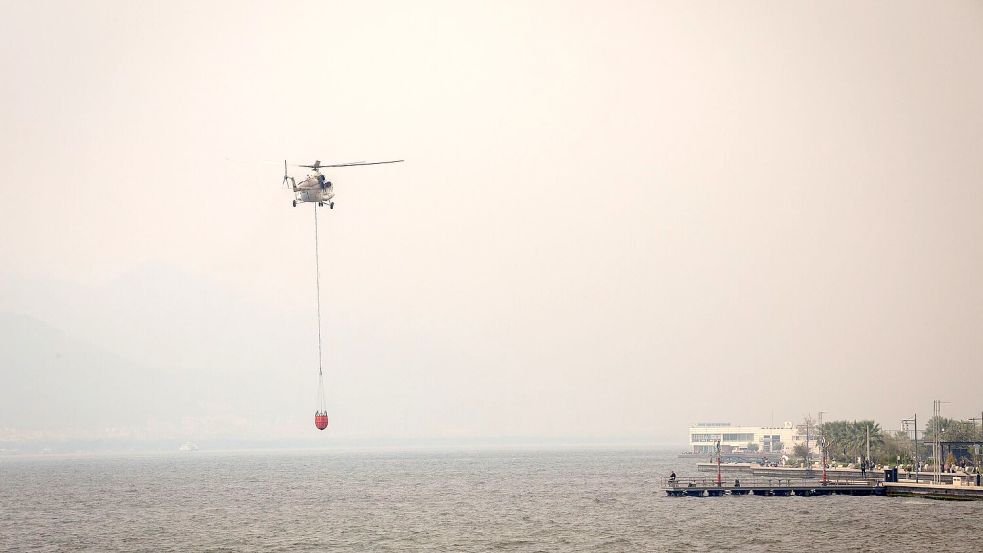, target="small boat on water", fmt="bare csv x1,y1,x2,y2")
178,441,199,452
